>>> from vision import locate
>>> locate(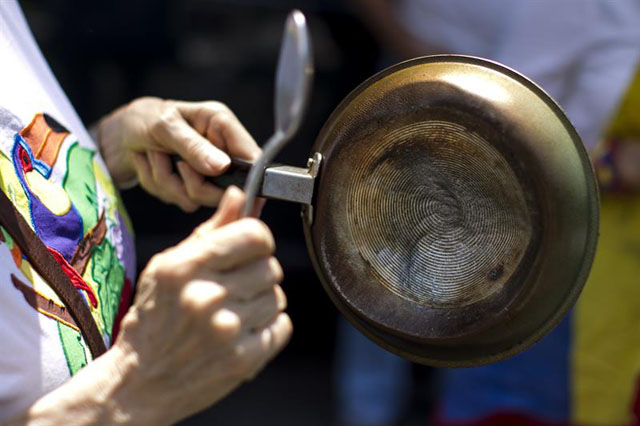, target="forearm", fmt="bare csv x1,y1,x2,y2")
4,345,157,426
